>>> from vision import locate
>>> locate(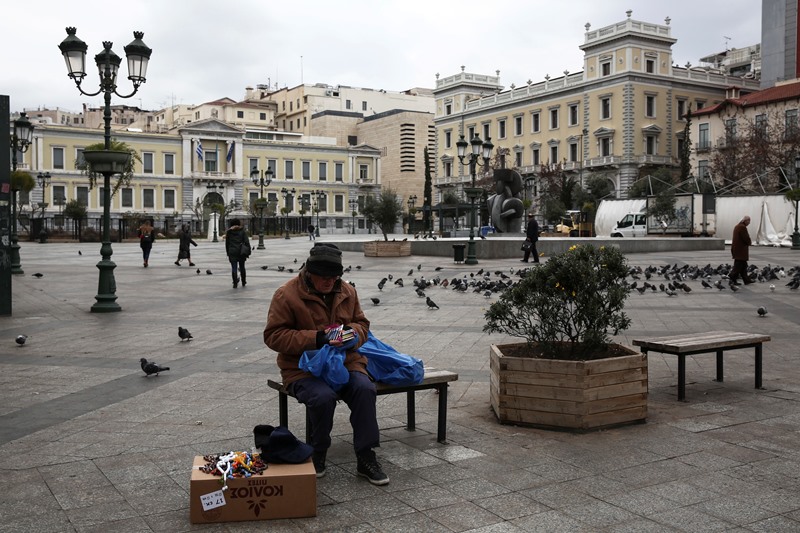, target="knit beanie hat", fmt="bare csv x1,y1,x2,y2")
306,243,344,277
